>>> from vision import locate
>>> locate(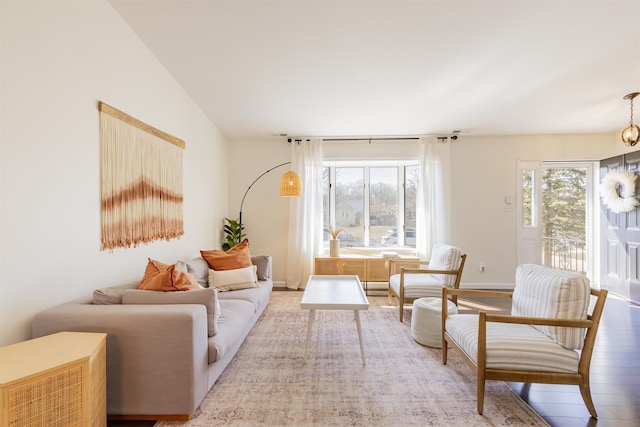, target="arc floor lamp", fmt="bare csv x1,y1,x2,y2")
238,161,302,238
